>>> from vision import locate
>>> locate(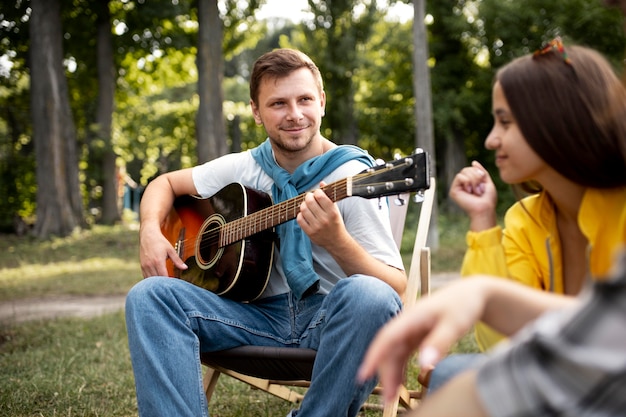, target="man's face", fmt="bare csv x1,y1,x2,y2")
250,67,326,154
